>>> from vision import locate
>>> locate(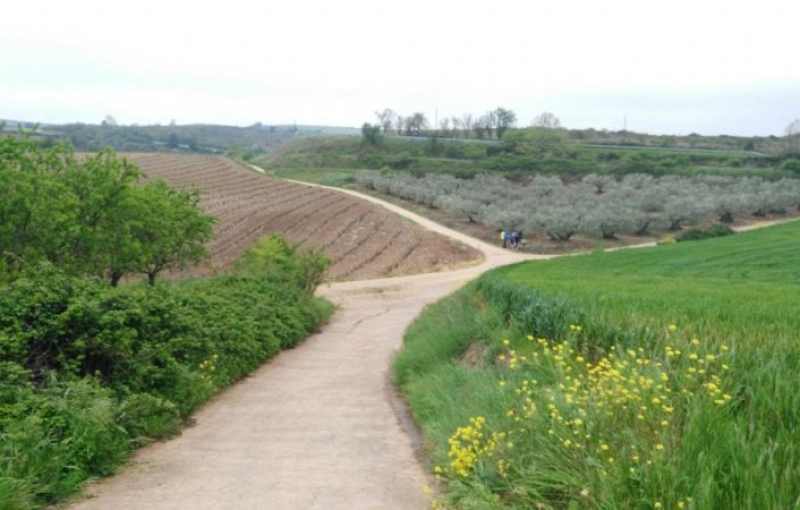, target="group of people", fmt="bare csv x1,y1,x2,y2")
500,229,523,249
